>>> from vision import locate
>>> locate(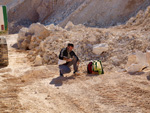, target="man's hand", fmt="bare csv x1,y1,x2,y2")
77,61,80,65
63,57,72,62
66,58,73,62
